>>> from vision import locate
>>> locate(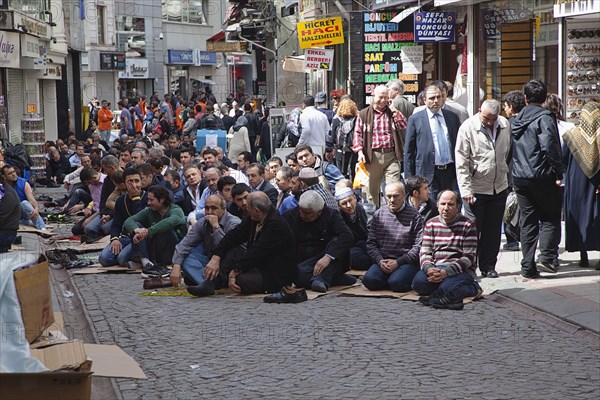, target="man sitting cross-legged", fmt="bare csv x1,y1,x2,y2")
334,182,371,271
123,185,187,278
170,194,242,296
362,182,424,292
411,190,481,310
284,191,355,293
99,168,148,268
204,192,297,294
